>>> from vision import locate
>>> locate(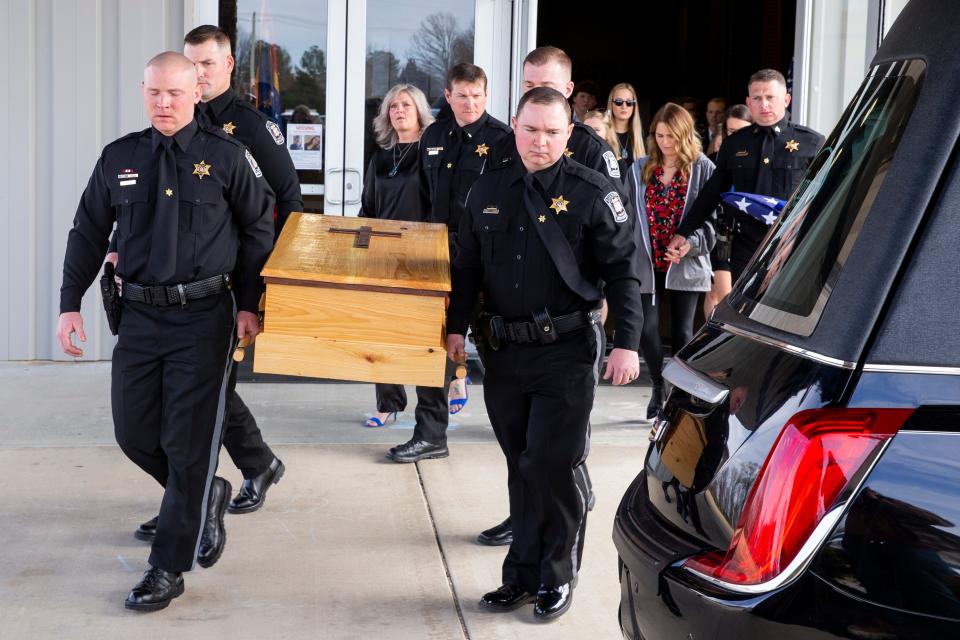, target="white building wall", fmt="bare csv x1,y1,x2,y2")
0,0,196,361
